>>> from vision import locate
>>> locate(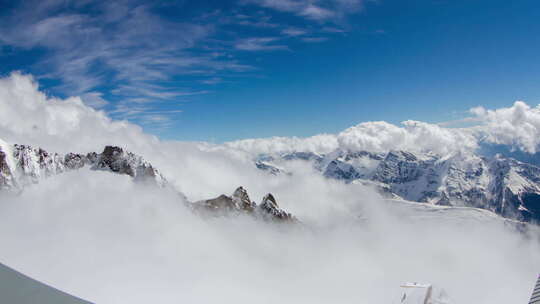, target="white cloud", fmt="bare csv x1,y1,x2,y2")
6,71,540,162
472,101,540,153
245,0,364,21
301,37,329,43
281,27,308,36
226,120,478,157
0,1,246,127
81,91,108,109
0,164,538,304
0,72,157,154
338,120,478,155
224,134,339,155
235,37,288,51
